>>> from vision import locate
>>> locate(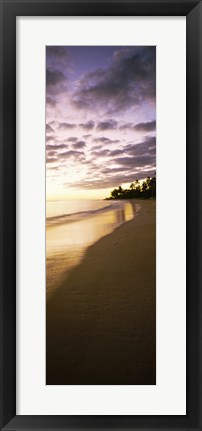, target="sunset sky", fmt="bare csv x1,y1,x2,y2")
46,46,156,200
